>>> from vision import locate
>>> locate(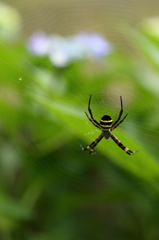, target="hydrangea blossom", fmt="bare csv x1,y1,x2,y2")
27,32,50,56
76,32,112,59
48,35,73,68
27,32,112,67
